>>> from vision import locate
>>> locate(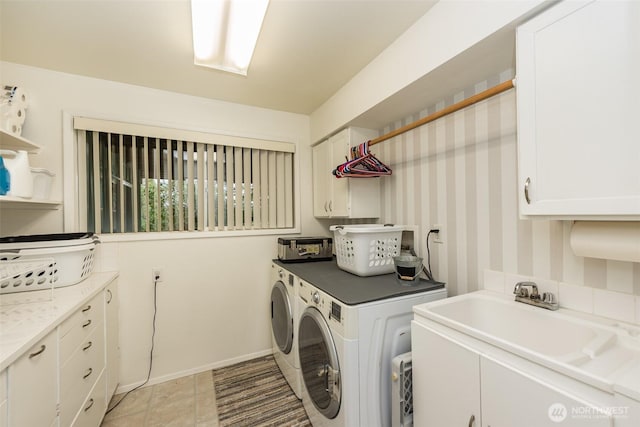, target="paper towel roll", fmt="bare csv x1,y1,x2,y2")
1,117,22,136
570,221,640,263
1,104,26,124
